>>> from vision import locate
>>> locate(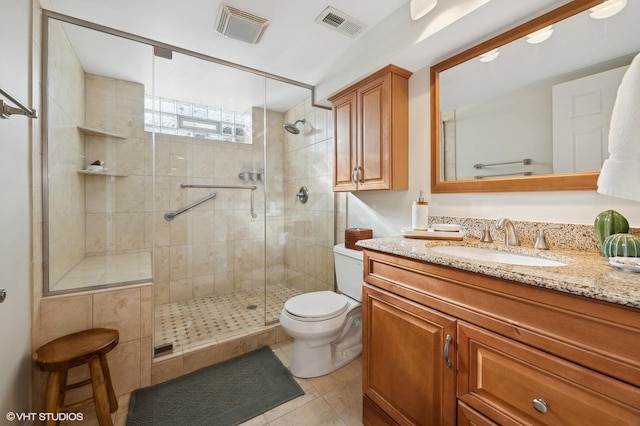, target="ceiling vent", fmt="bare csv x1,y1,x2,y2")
314,7,366,38
215,4,269,44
